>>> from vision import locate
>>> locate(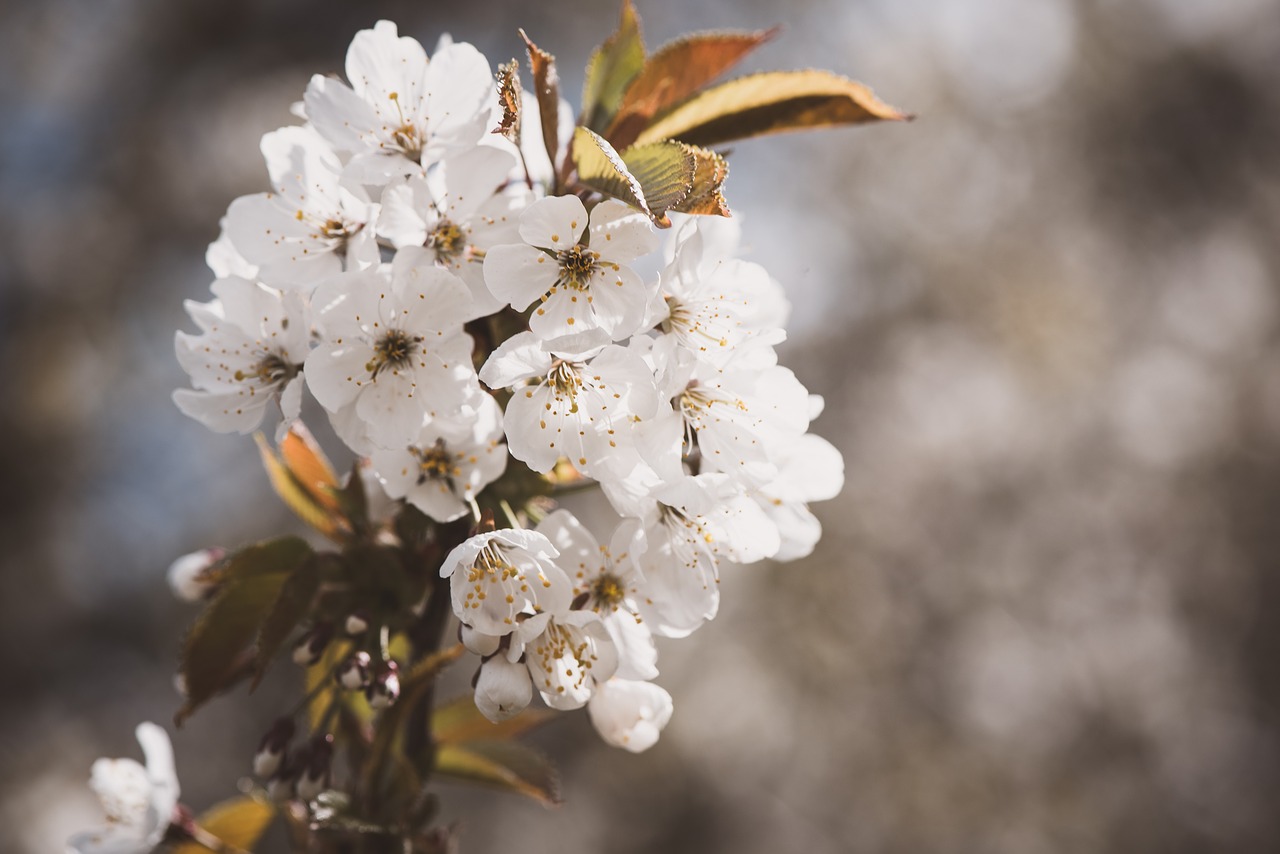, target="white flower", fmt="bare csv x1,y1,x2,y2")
484,197,659,341
378,146,529,318
535,510,657,680
439,529,571,636
304,21,495,184
67,723,180,854
166,548,224,602
655,216,788,368
305,248,477,451
173,277,310,435
754,432,845,561
629,474,780,638
479,331,659,479
369,393,507,522
675,359,813,488
225,125,379,289
587,679,673,753
512,609,618,710
474,654,534,722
